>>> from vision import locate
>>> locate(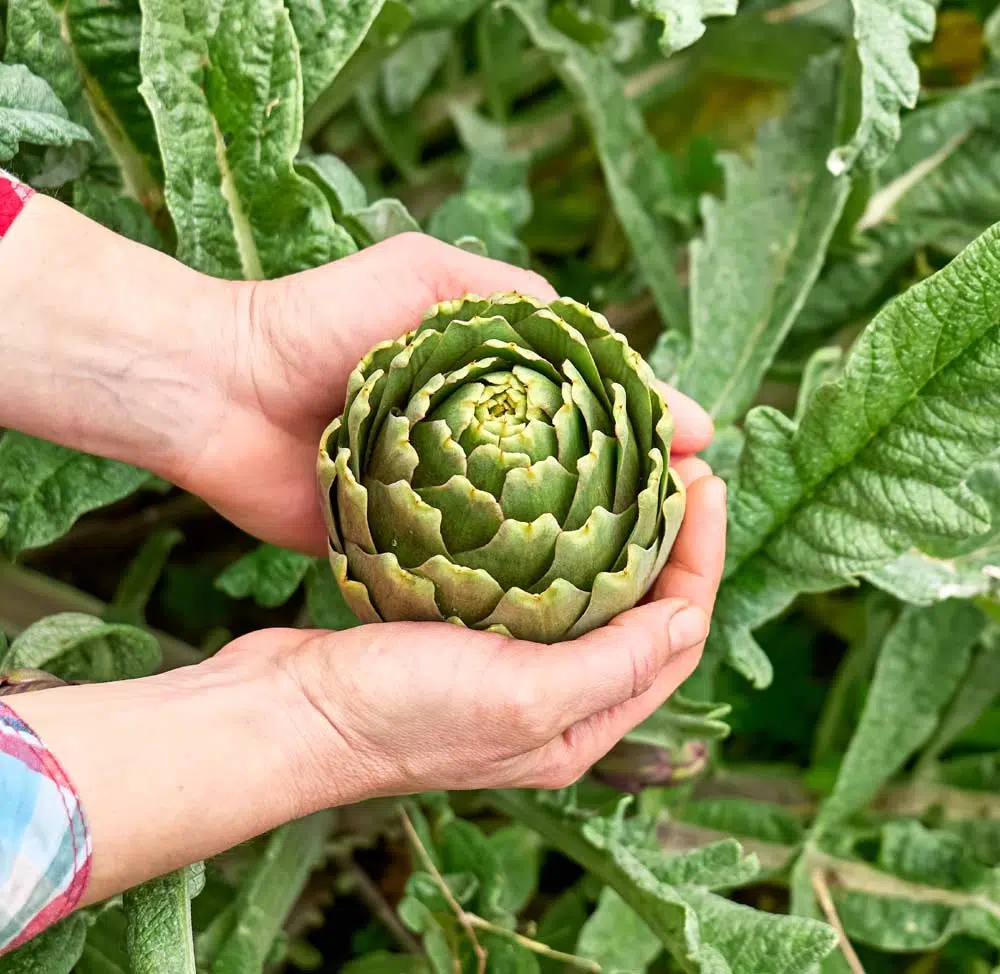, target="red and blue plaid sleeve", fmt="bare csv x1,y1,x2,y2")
0,171,34,239
0,698,91,954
